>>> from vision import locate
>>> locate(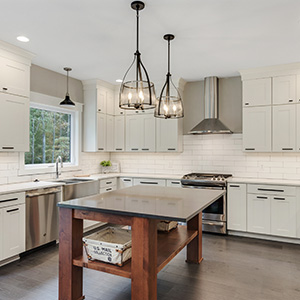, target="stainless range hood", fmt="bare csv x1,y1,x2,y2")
189,77,232,134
